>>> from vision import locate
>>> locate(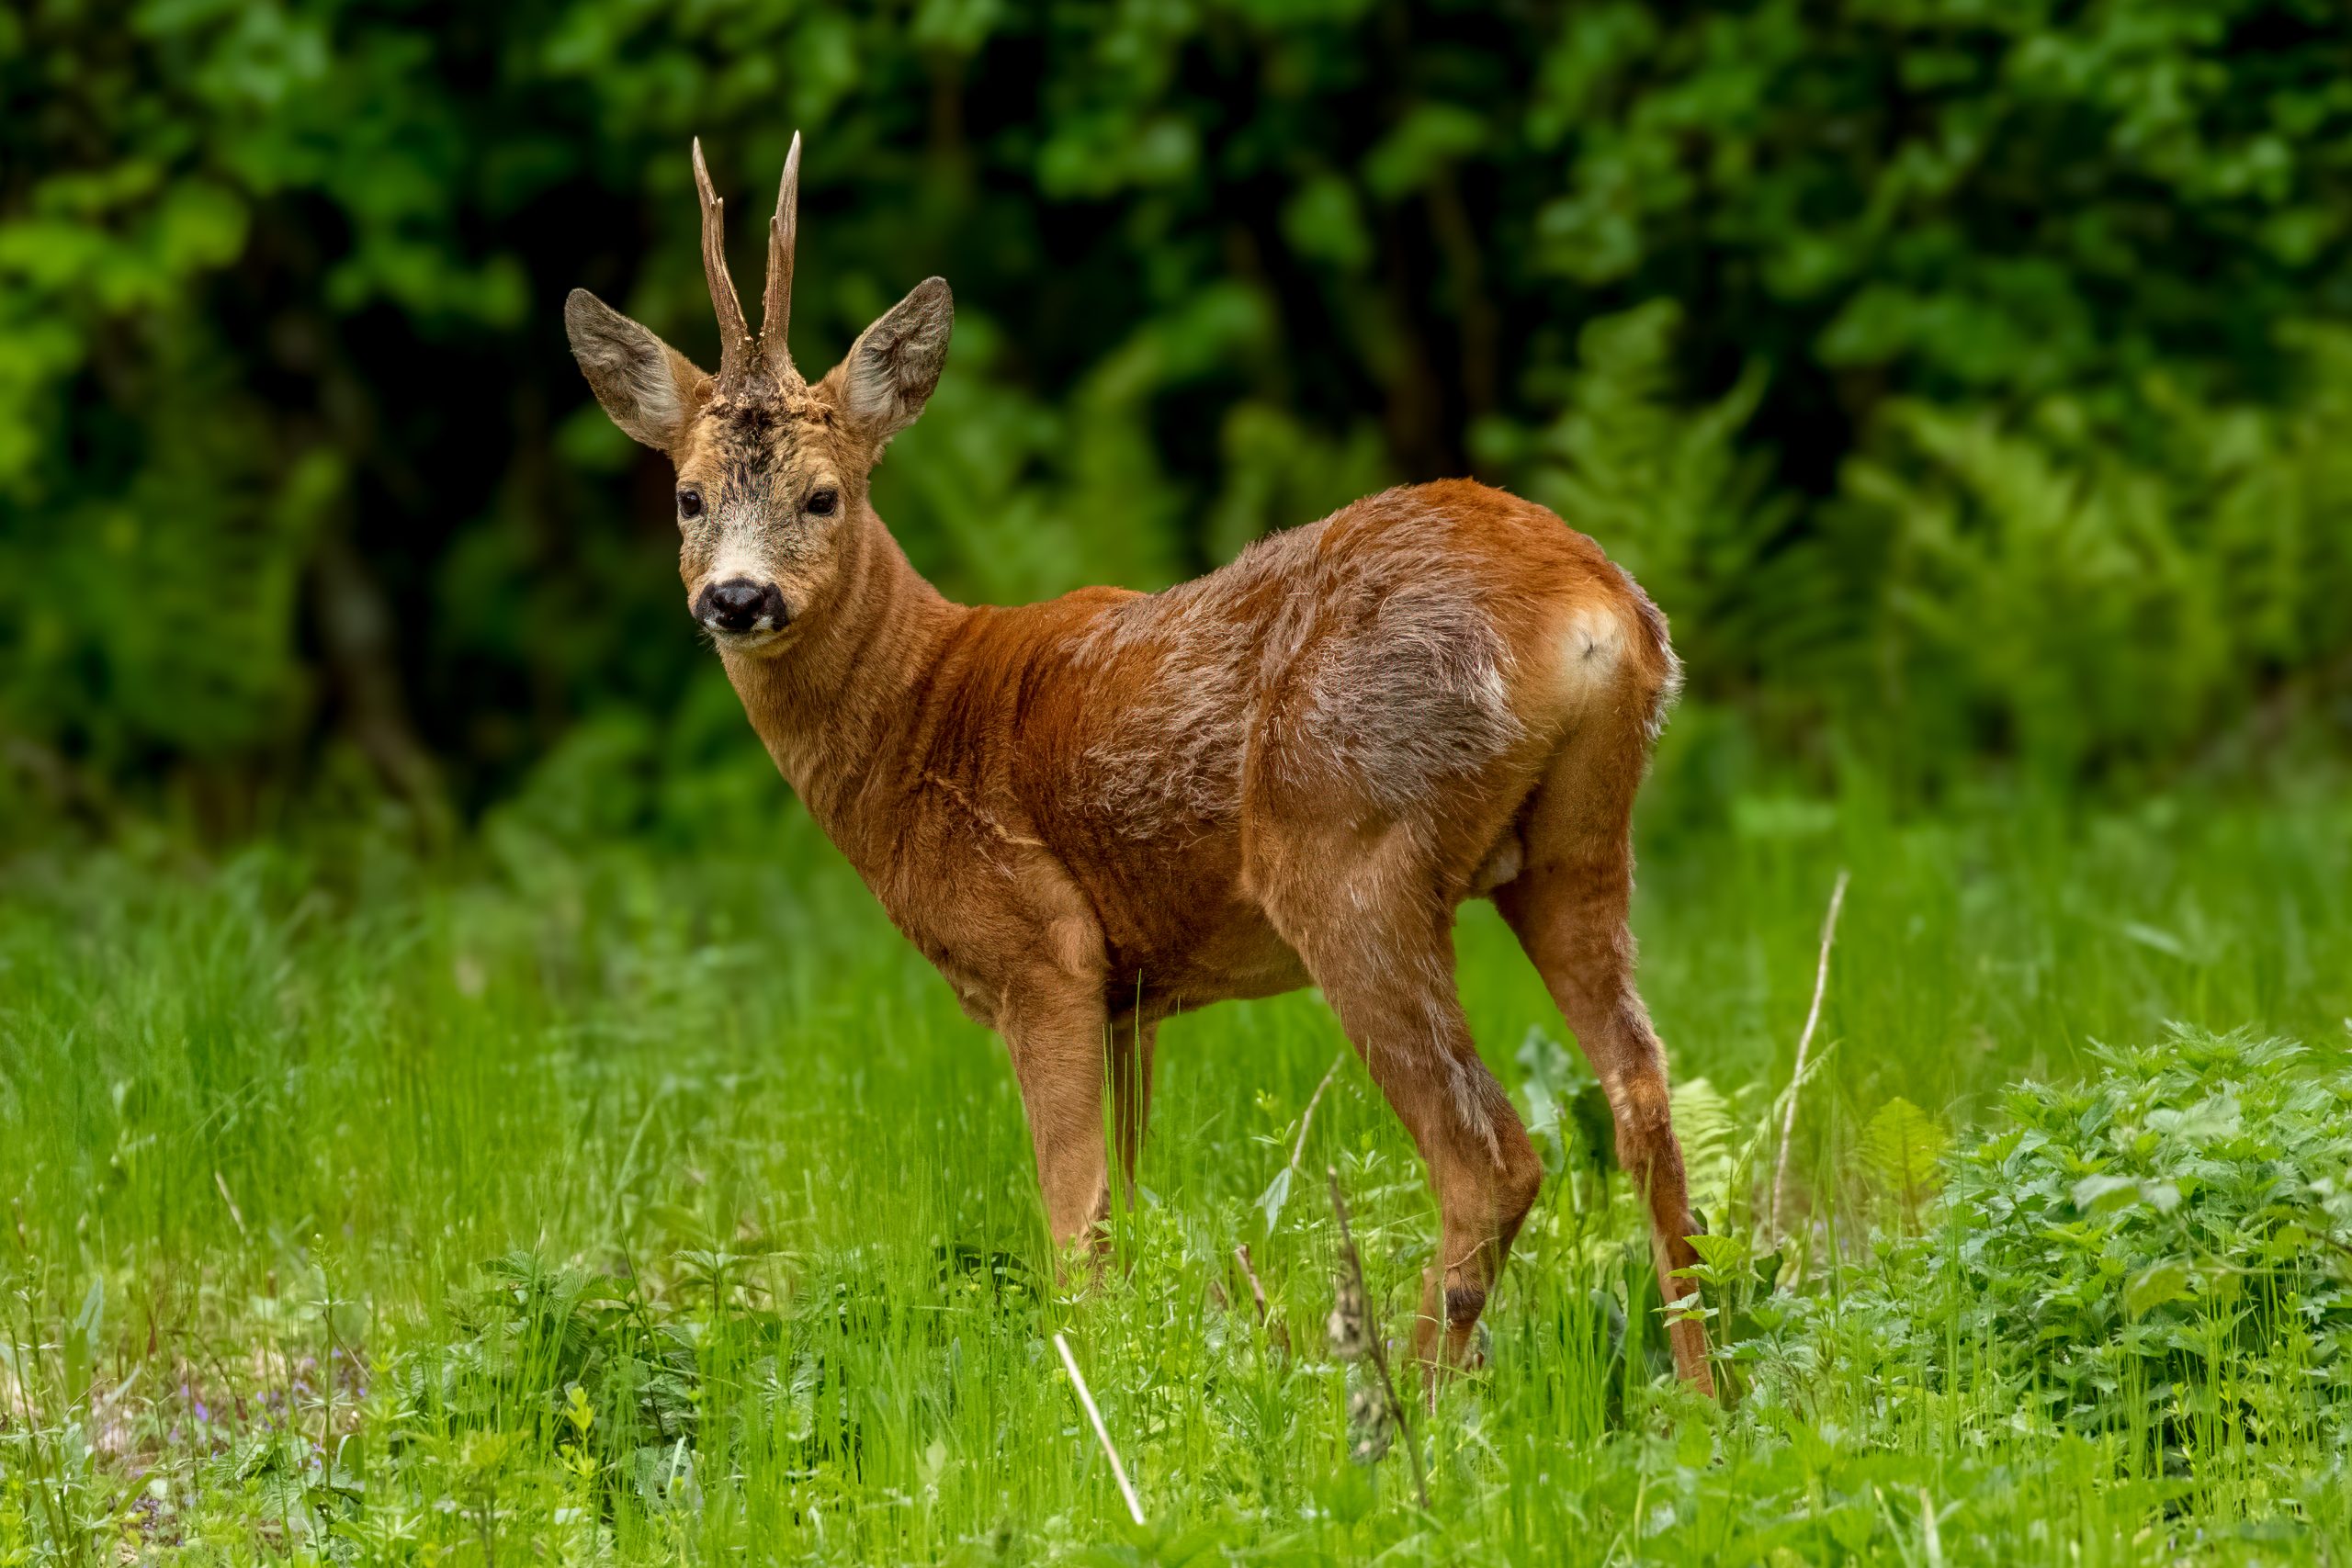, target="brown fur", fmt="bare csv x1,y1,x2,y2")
564,143,1714,1393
